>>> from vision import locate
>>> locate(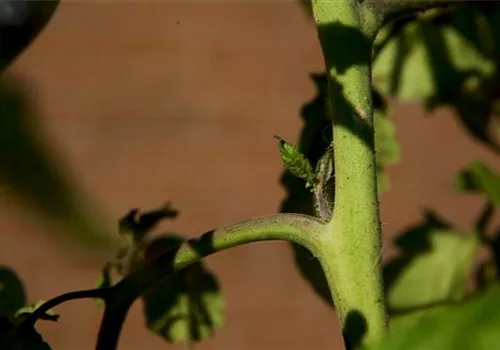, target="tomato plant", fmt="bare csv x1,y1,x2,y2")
1,1,500,349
